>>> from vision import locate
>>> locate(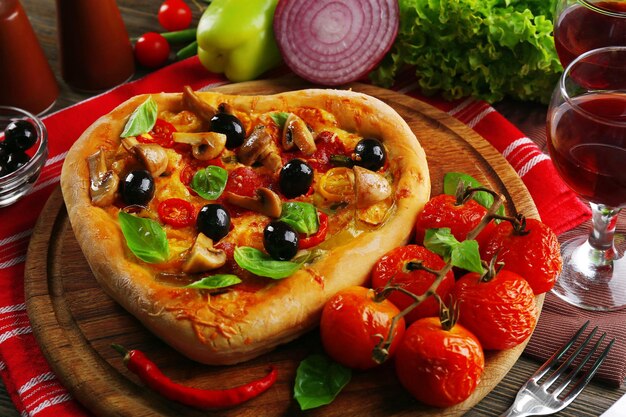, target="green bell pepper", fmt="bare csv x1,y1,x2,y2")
197,0,282,82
